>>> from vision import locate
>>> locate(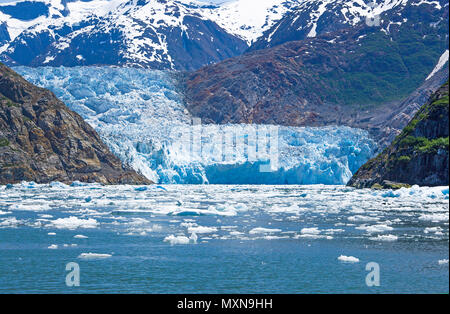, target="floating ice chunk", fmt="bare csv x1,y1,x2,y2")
187,226,218,234
0,217,20,227
50,182,68,188
369,234,398,242
20,181,38,189
438,259,449,265
338,255,360,263
300,227,320,235
170,205,237,217
74,235,88,239
180,222,197,228
0,210,12,215
48,232,56,236
381,190,401,198
78,253,112,259
424,227,443,234
190,232,198,244
348,215,380,222
356,224,393,233
48,244,58,249
9,203,51,212
49,216,99,230
295,234,332,240
324,229,345,234
164,234,191,245
262,235,290,240
419,213,449,222
249,227,282,234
